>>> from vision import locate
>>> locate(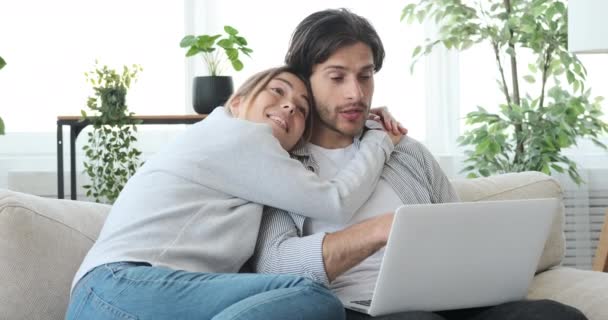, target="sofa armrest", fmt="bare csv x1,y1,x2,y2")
528,266,608,320
450,172,565,273
593,209,608,272
0,189,110,320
